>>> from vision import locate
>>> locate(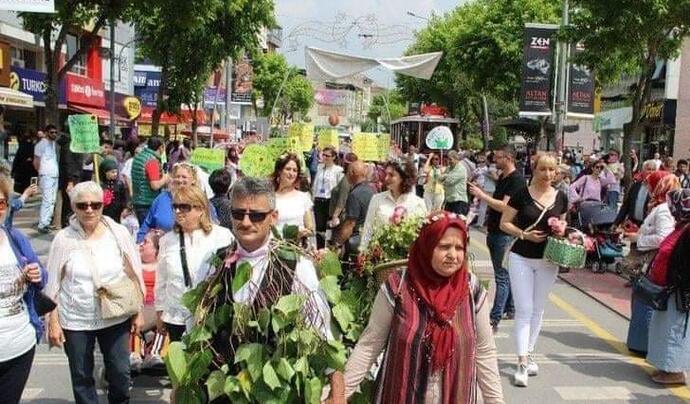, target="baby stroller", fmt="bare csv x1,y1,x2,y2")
577,201,625,273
